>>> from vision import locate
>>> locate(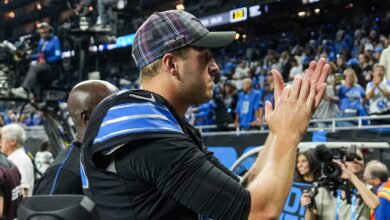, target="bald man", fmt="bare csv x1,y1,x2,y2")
364,160,390,220
33,80,118,195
